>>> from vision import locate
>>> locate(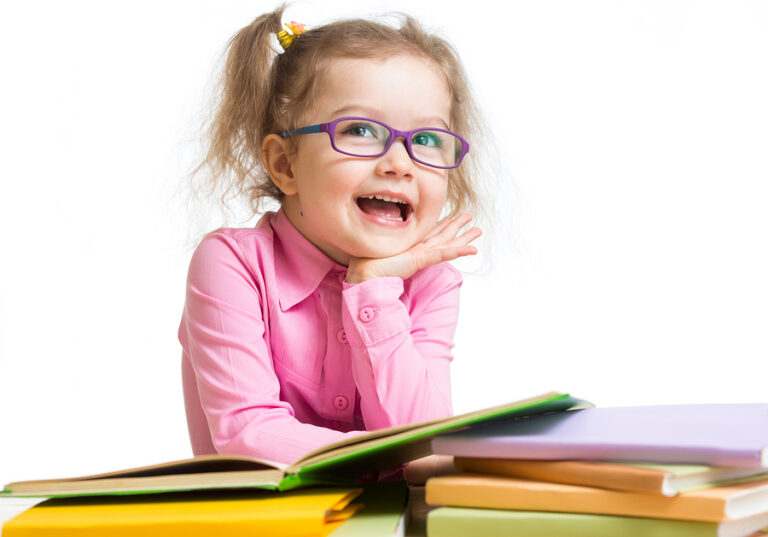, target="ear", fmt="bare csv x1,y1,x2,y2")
262,134,298,196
